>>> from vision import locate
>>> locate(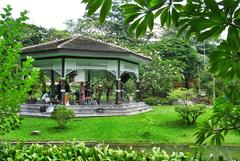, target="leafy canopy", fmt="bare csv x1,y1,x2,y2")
147,37,203,88
0,5,39,135
22,24,70,47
